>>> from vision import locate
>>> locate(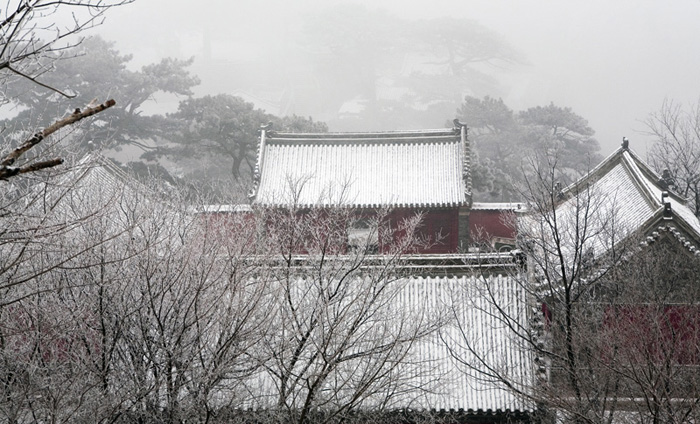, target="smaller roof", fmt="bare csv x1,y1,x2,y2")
251,127,470,208
30,153,143,209
471,202,526,211
196,204,252,214
402,272,534,413
535,144,700,259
